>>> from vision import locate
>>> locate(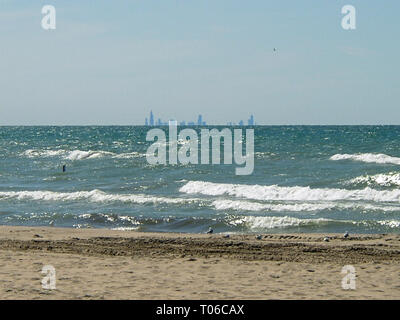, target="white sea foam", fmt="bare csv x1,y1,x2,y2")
79,213,141,225
180,181,400,202
348,173,400,187
211,199,400,212
330,153,400,165
65,150,114,160
377,220,400,228
0,190,199,205
213,200,338,212
231,216,400,230
112,152,144,159
230,216,332,229
21,149,145,160
23,149,67,158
